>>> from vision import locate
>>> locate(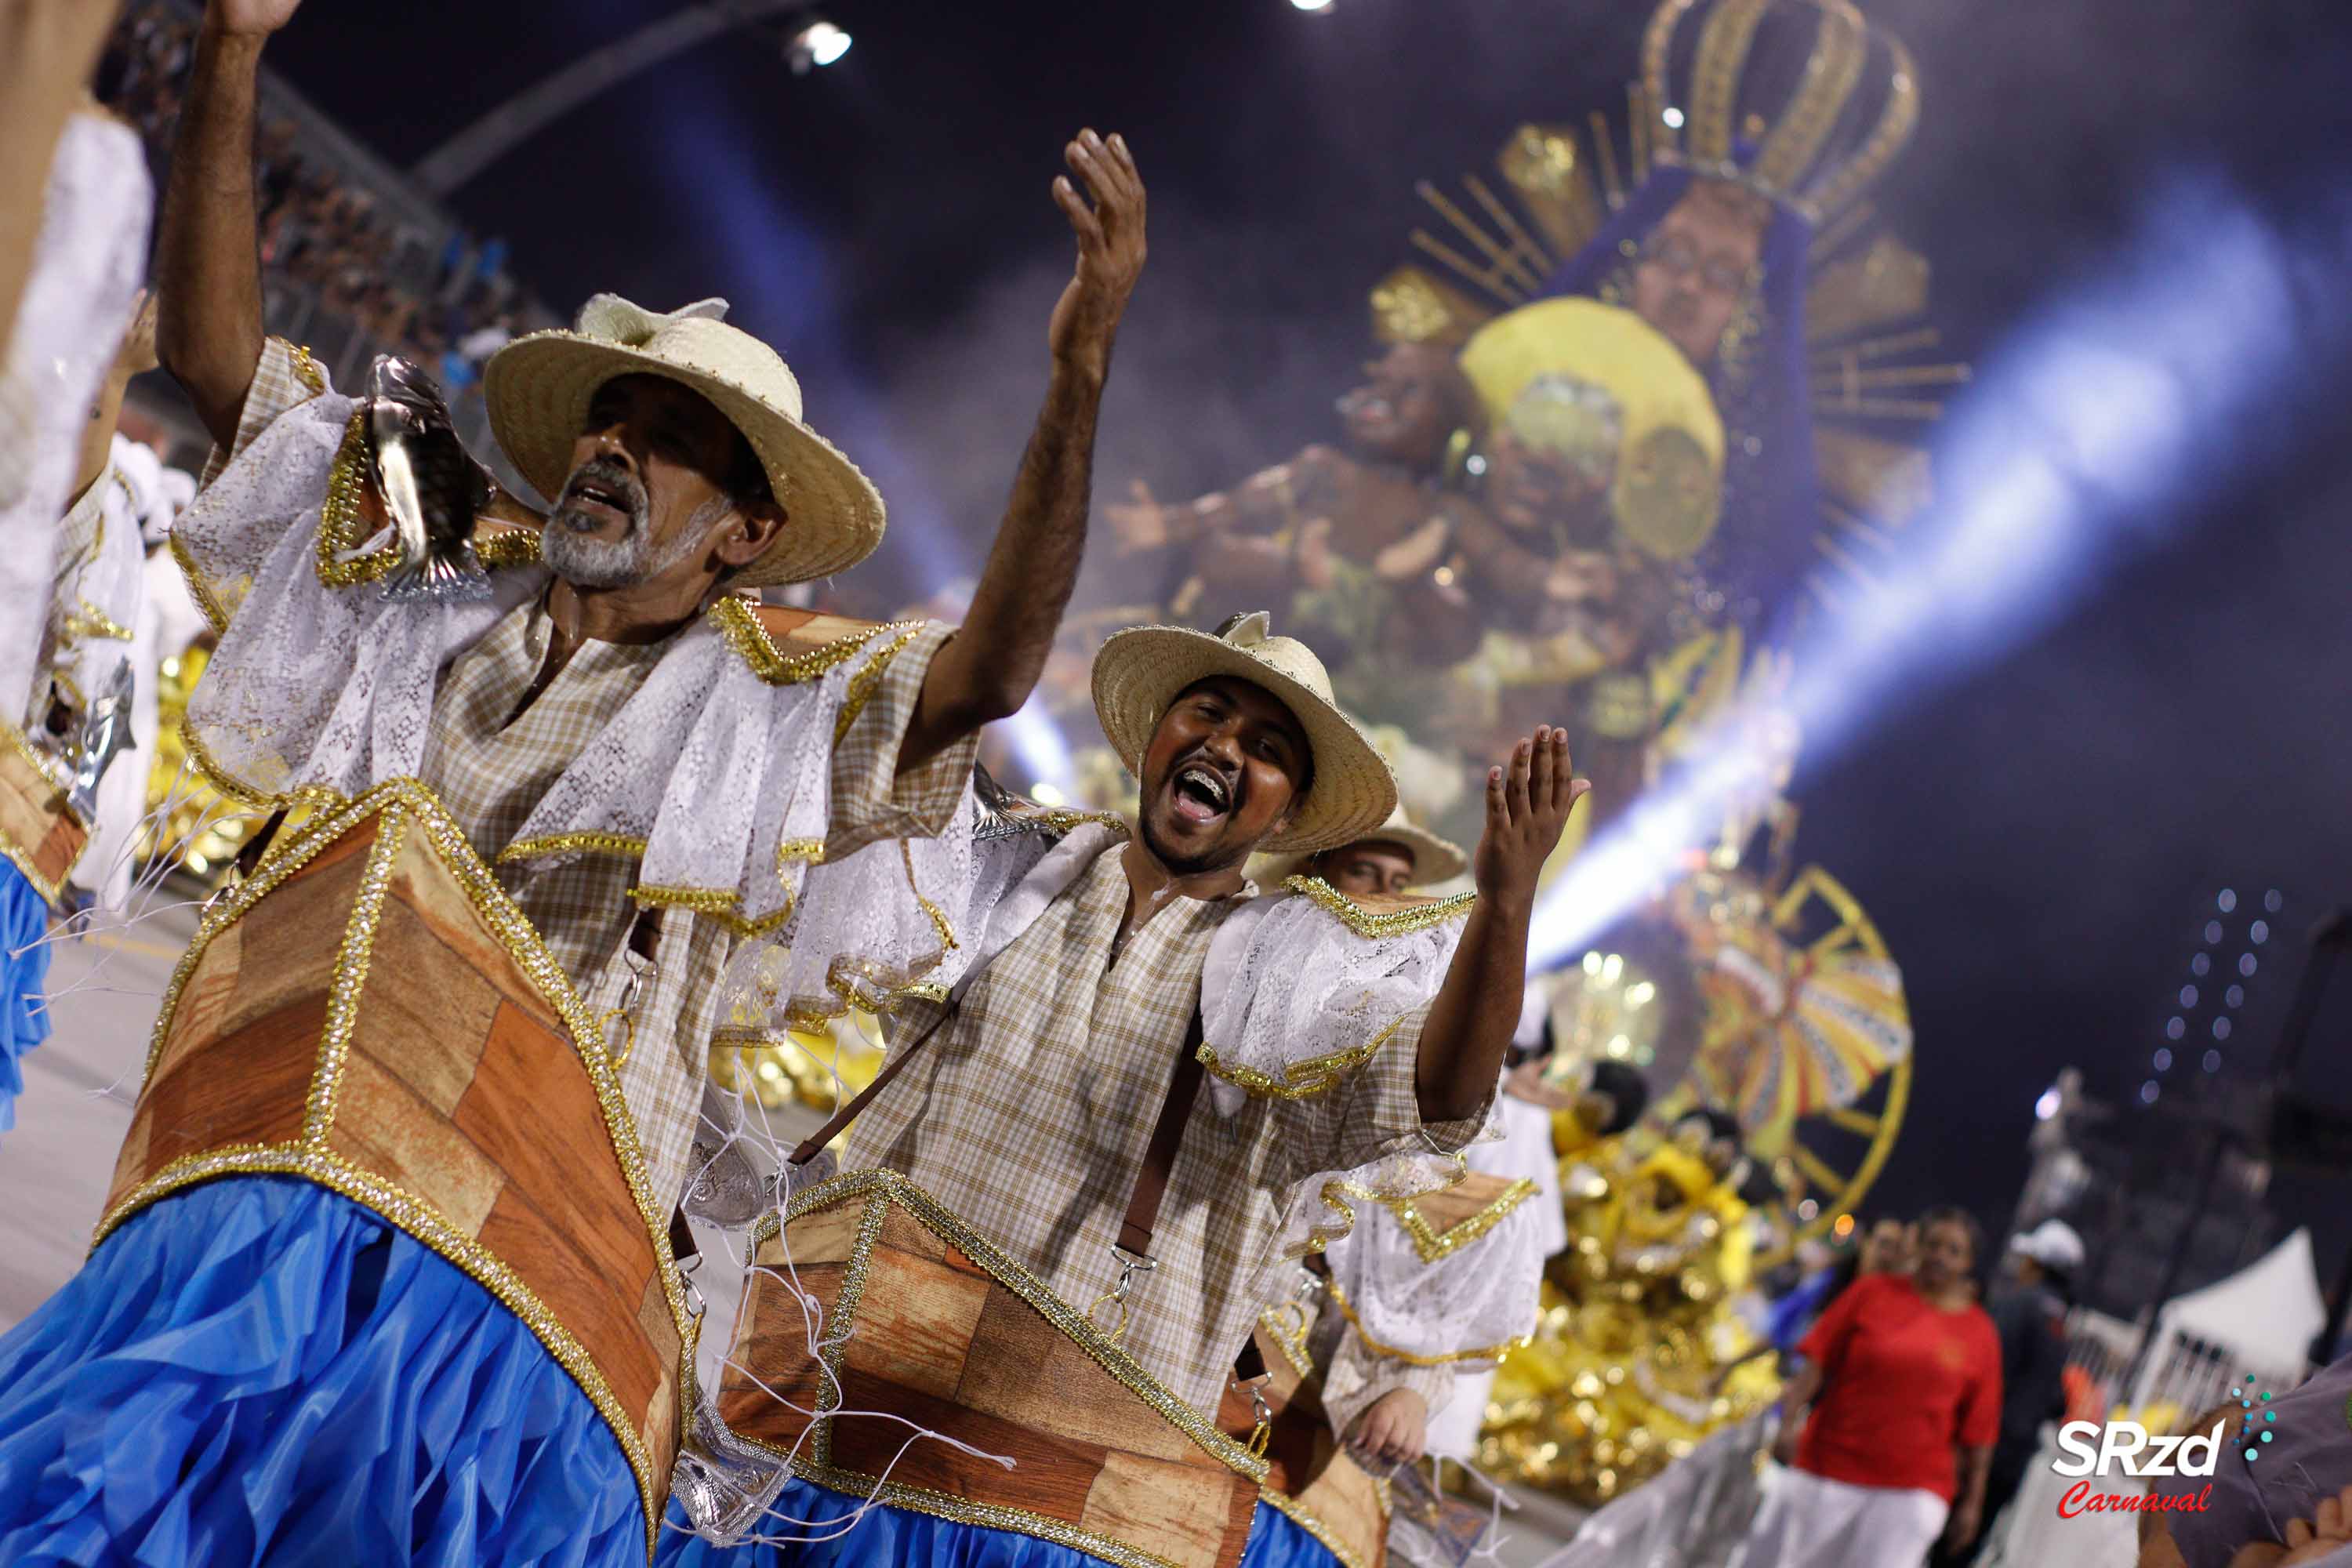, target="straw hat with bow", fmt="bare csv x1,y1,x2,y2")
1090,612,1396,855
483,295,885,587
